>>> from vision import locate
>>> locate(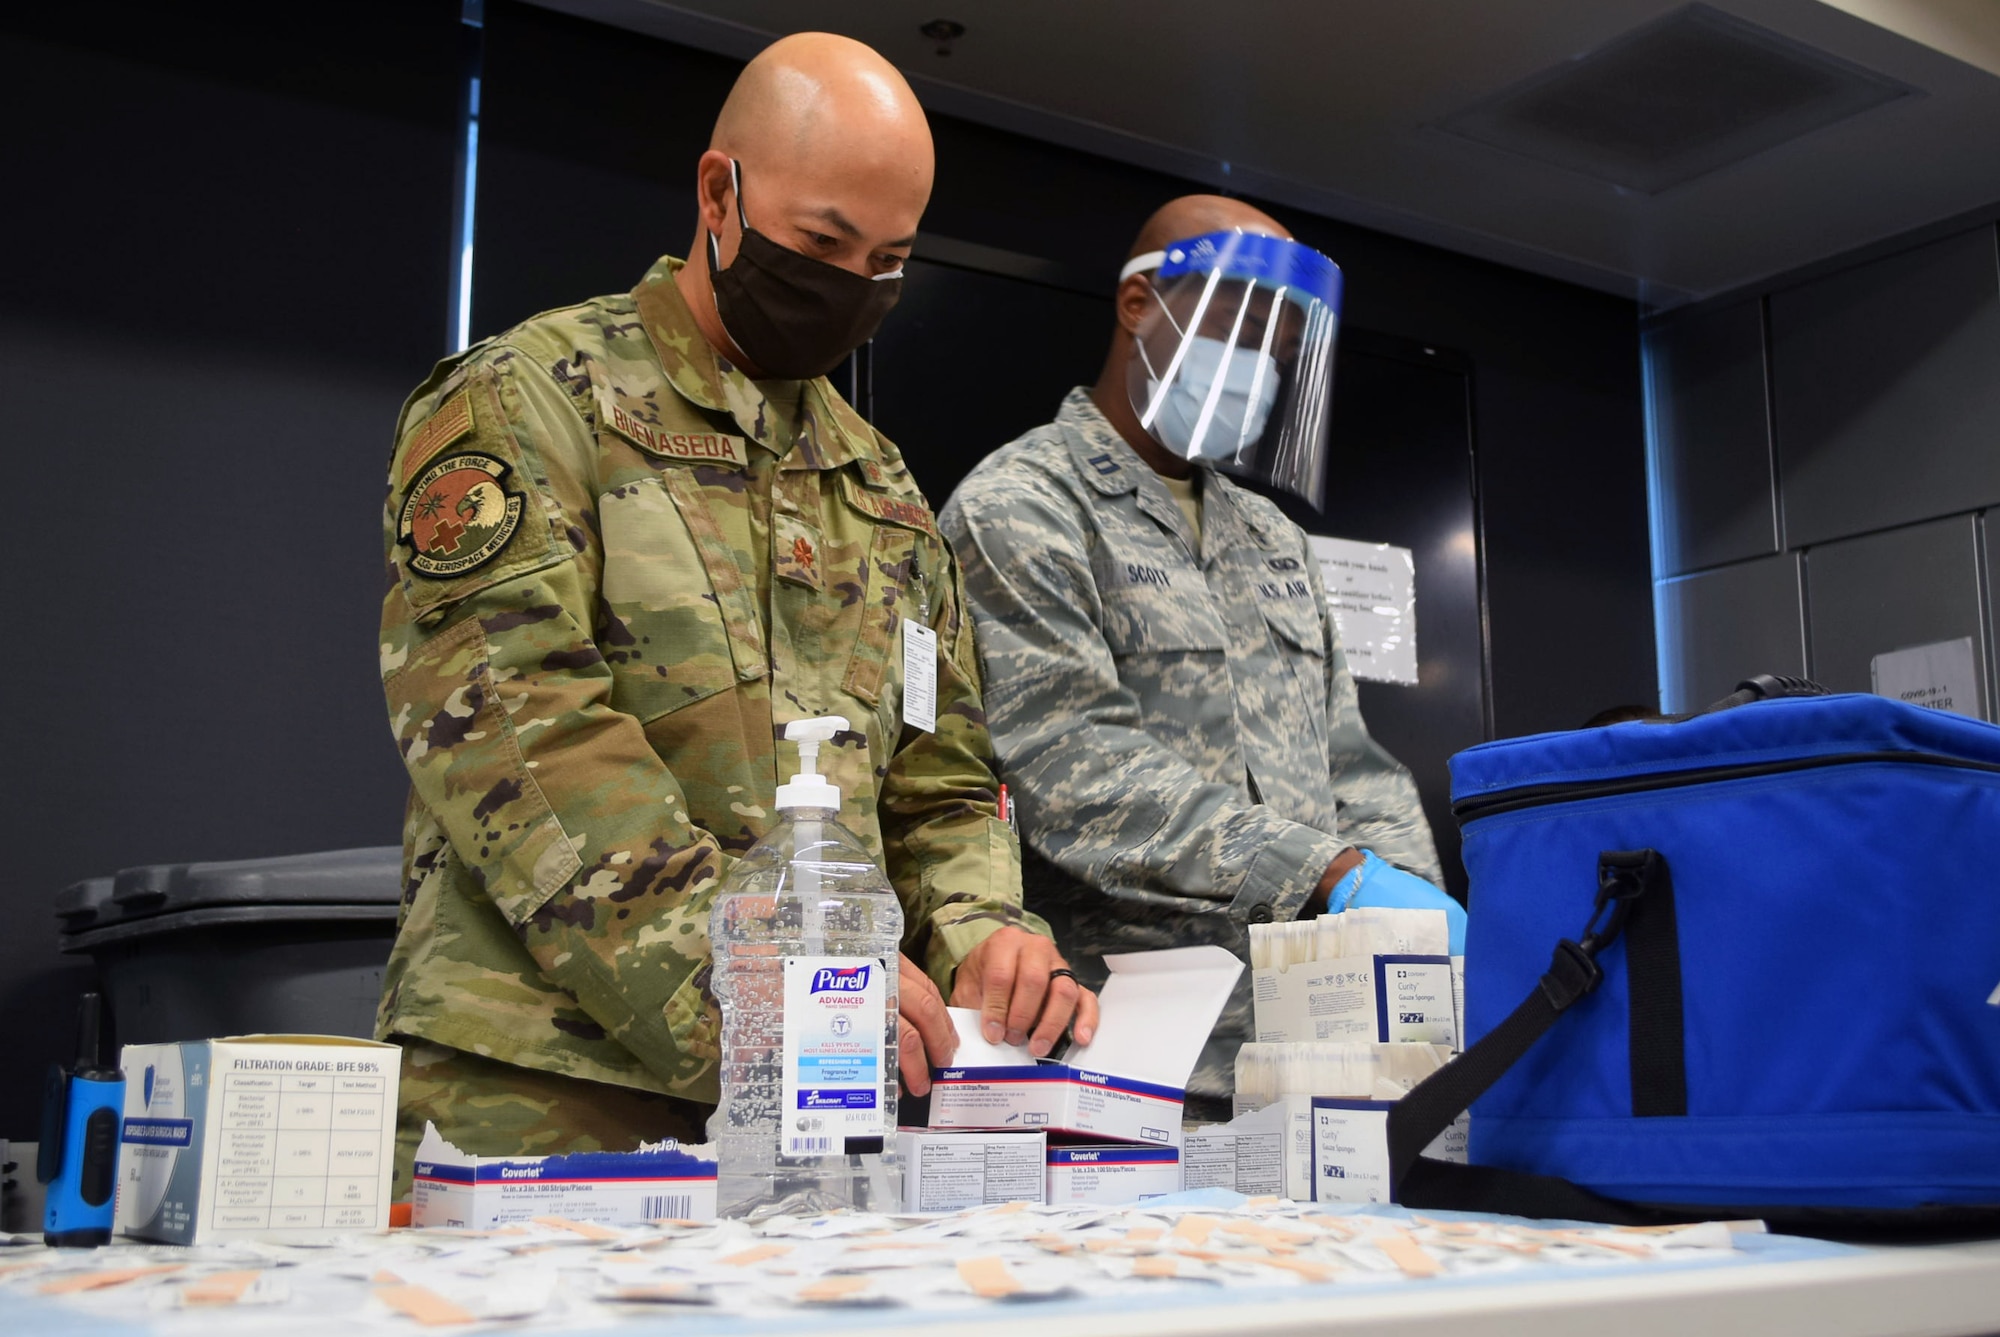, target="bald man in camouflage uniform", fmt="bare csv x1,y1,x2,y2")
376,33,1090,1189
939,197,1440,1120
